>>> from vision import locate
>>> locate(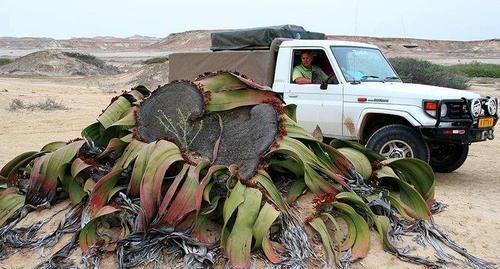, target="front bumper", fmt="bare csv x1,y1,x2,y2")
420,98,498,144
420,126,495,143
